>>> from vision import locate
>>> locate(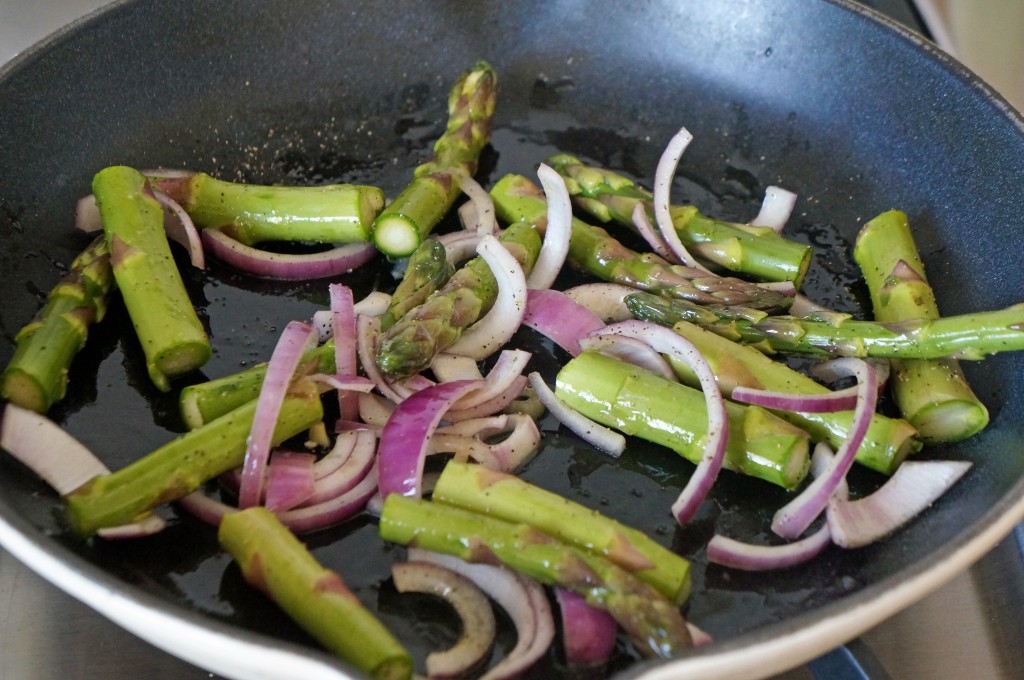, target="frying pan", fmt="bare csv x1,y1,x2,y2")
1,1,1023,678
